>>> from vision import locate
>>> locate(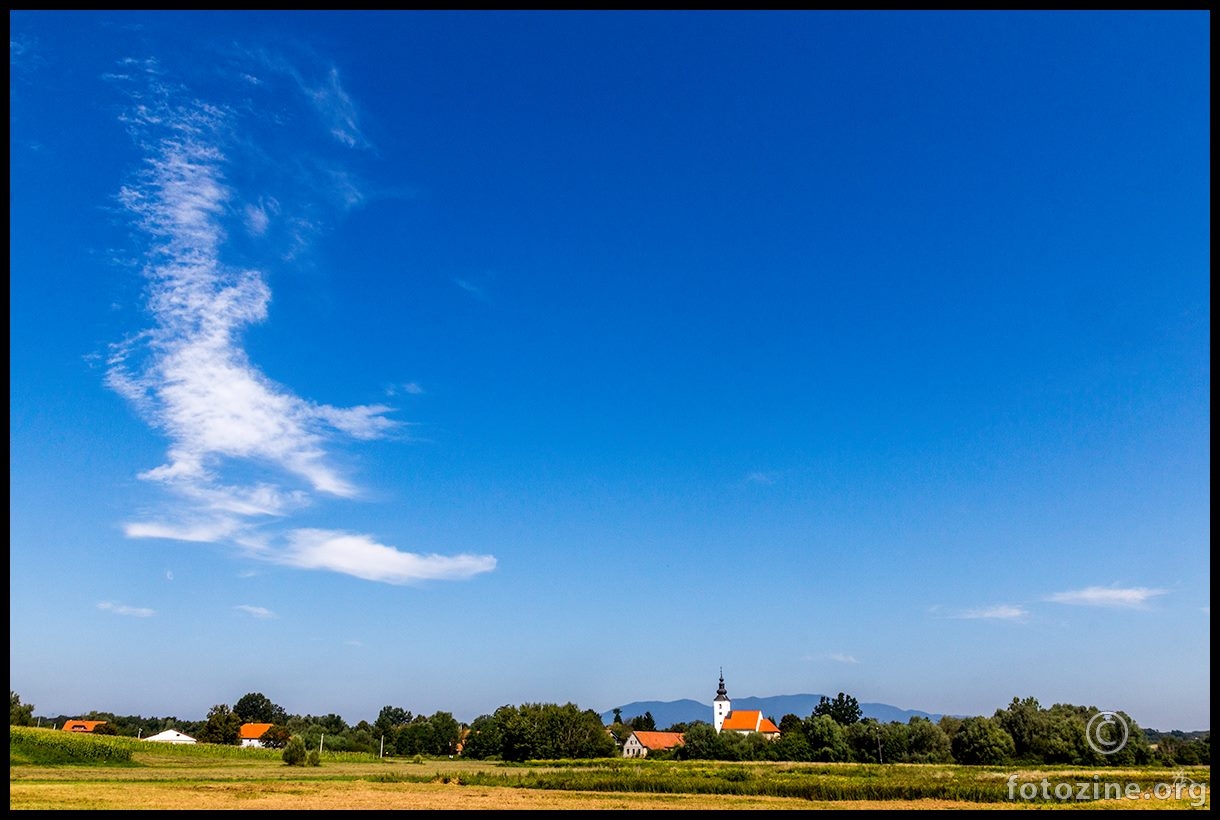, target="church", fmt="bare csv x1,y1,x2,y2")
712,670,781,739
